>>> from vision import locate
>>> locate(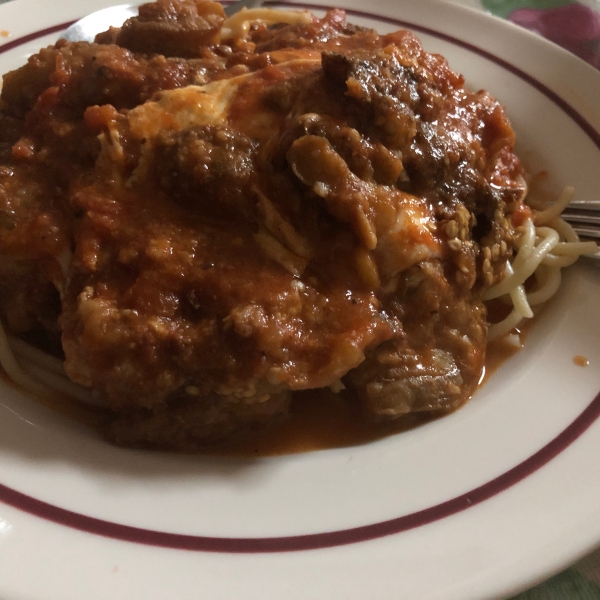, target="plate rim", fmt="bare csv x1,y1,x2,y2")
0,0,599,598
